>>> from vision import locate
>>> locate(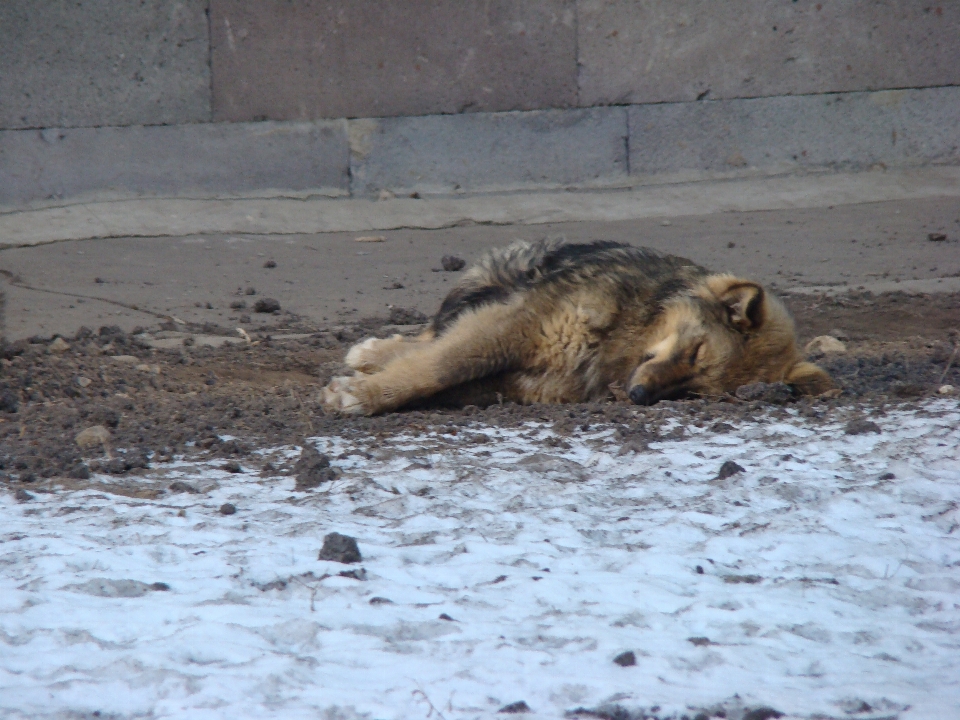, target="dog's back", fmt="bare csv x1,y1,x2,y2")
432,240,706,333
